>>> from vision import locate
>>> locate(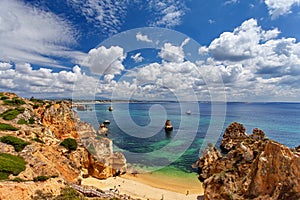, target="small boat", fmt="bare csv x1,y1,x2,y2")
103,120,110,125
165,119,173,131
108,106,113,111
186,110,191,115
